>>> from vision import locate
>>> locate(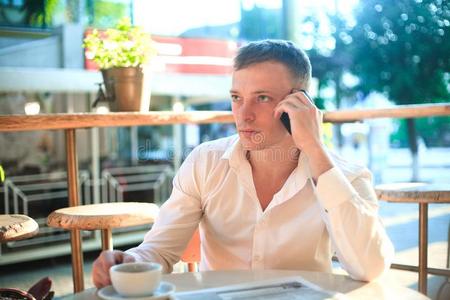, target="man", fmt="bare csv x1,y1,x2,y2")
93,40,394,288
